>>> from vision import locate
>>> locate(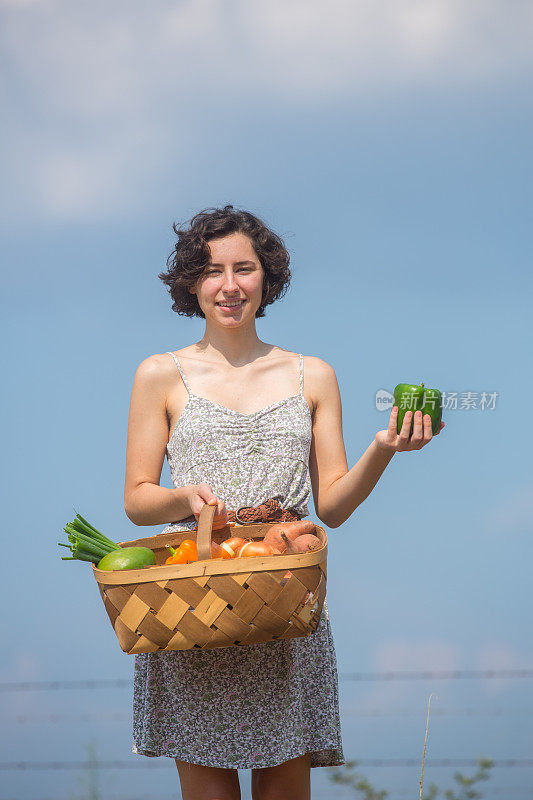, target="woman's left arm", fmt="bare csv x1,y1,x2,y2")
308,359,445,529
